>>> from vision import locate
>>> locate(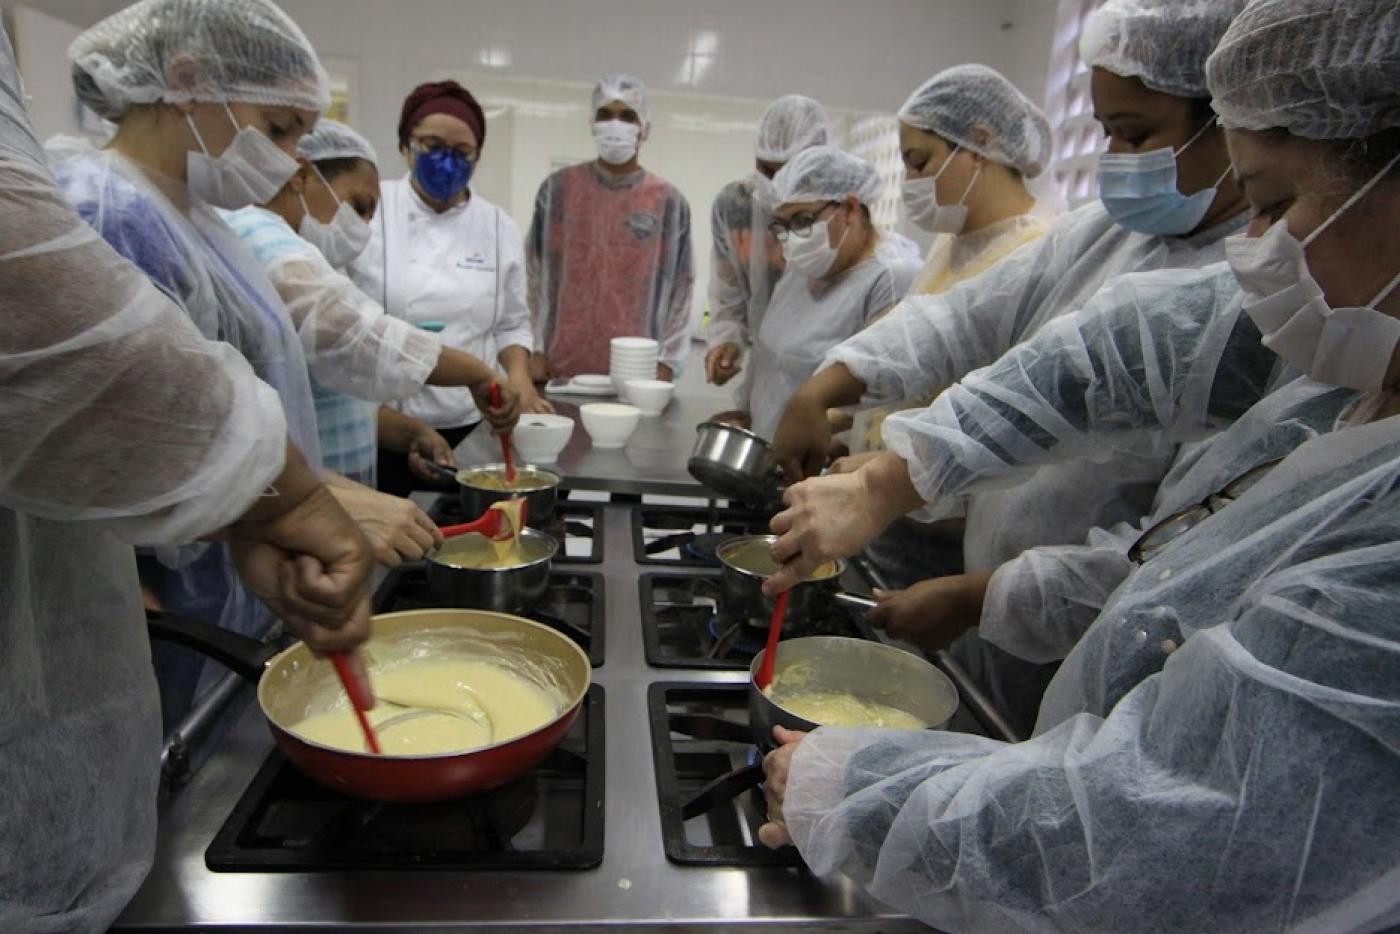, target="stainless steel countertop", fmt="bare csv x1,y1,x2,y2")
455,388,731,498
114,500,933,932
